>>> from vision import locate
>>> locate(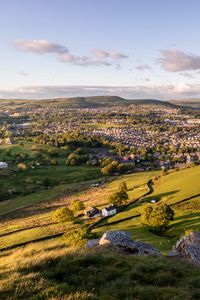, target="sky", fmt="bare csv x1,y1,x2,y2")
0,0,200,100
